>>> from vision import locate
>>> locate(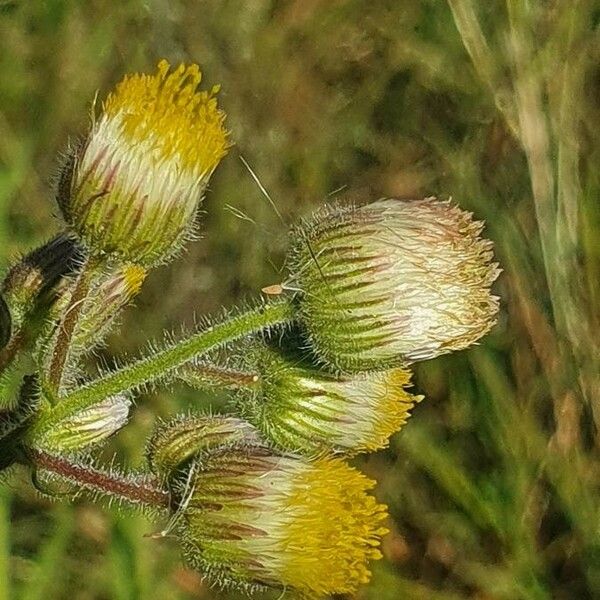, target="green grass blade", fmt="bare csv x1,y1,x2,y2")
0,486,11,600
20,505,73,600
